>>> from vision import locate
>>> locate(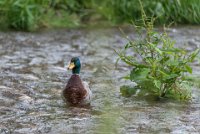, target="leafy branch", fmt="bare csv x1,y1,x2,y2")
116,0,199,100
